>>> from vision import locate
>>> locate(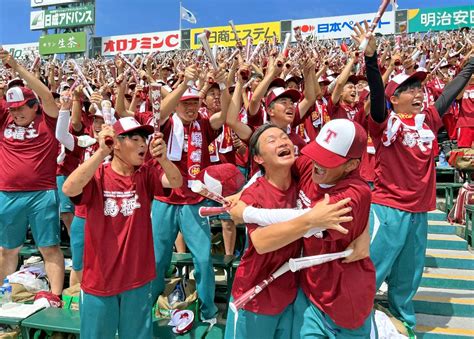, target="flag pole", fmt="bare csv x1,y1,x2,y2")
179,1,182,32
